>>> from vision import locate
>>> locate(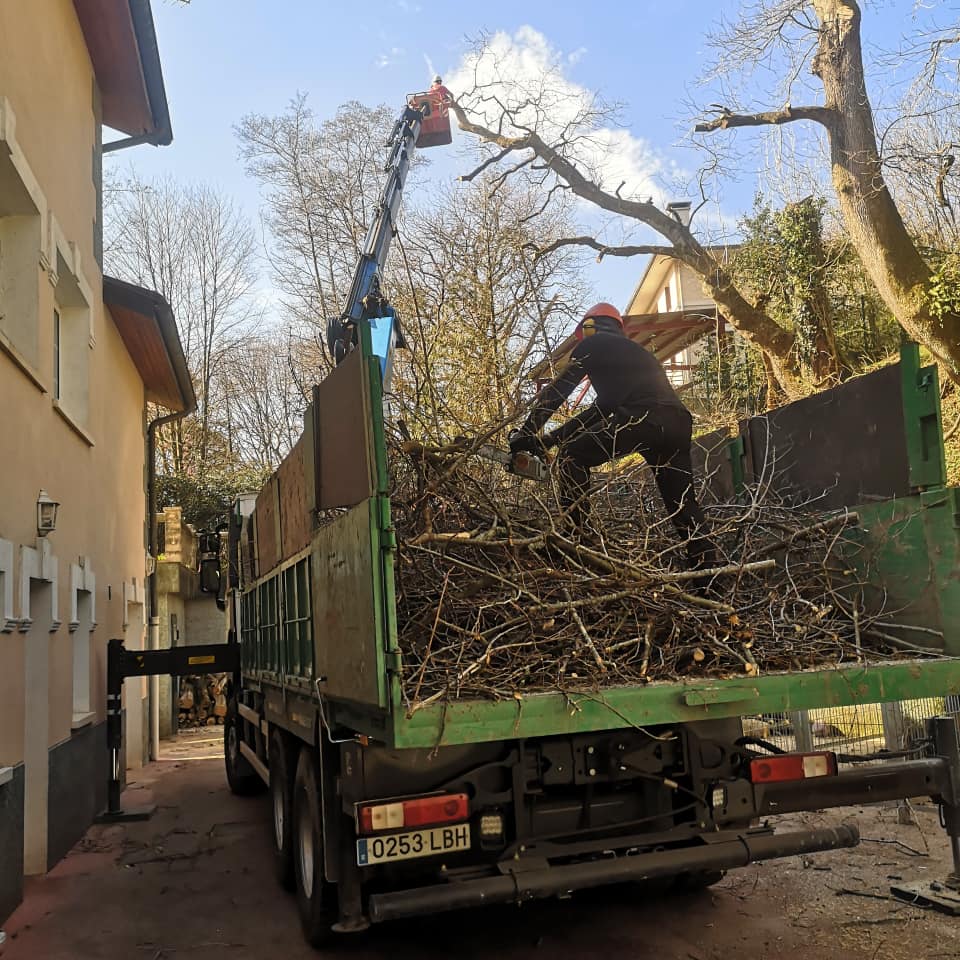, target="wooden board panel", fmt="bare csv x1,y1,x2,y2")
254,477,281,577
314,349,376,510
312,501,385,707
277,433,313,558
